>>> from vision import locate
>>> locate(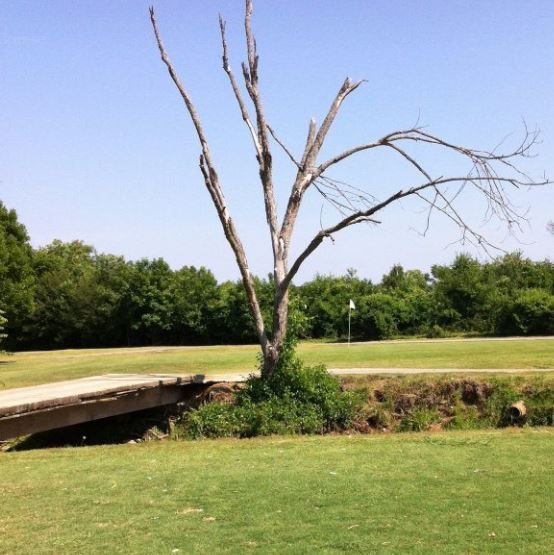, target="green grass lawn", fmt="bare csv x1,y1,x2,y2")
1,337,554,389
1,429,553,554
